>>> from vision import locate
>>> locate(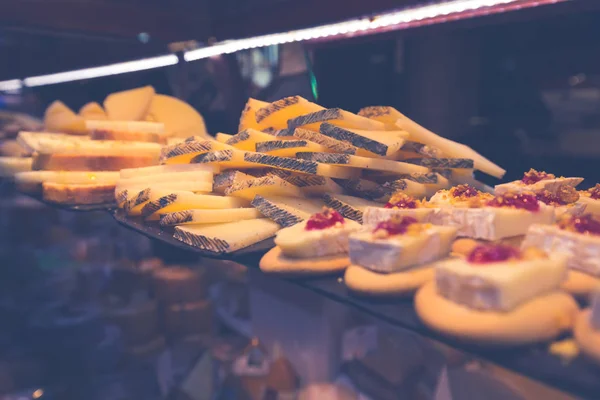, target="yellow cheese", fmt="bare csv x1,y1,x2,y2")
288,108,385,133
255,139,330,157
251,195,324,227
225,175,304,200
255,96,324,130
296,152,429,175
120,163,218,179
215,132,233,143
79,102,107,120
15,170,119,194
44,100,87,135
118,170,213,189
160,208,260,226
160,140,233,164
173,218,281,253
147,94,209,138
291,128,357,154
0,157,32,177
270,170,343,196
16,132,90,154
213,170,253,194
86,120,167,143
225,128,281,151
239,98,269,132
318,123,407,157
242,152,359,179
104,86,155,121
322,193,381,223
141,192,250,220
